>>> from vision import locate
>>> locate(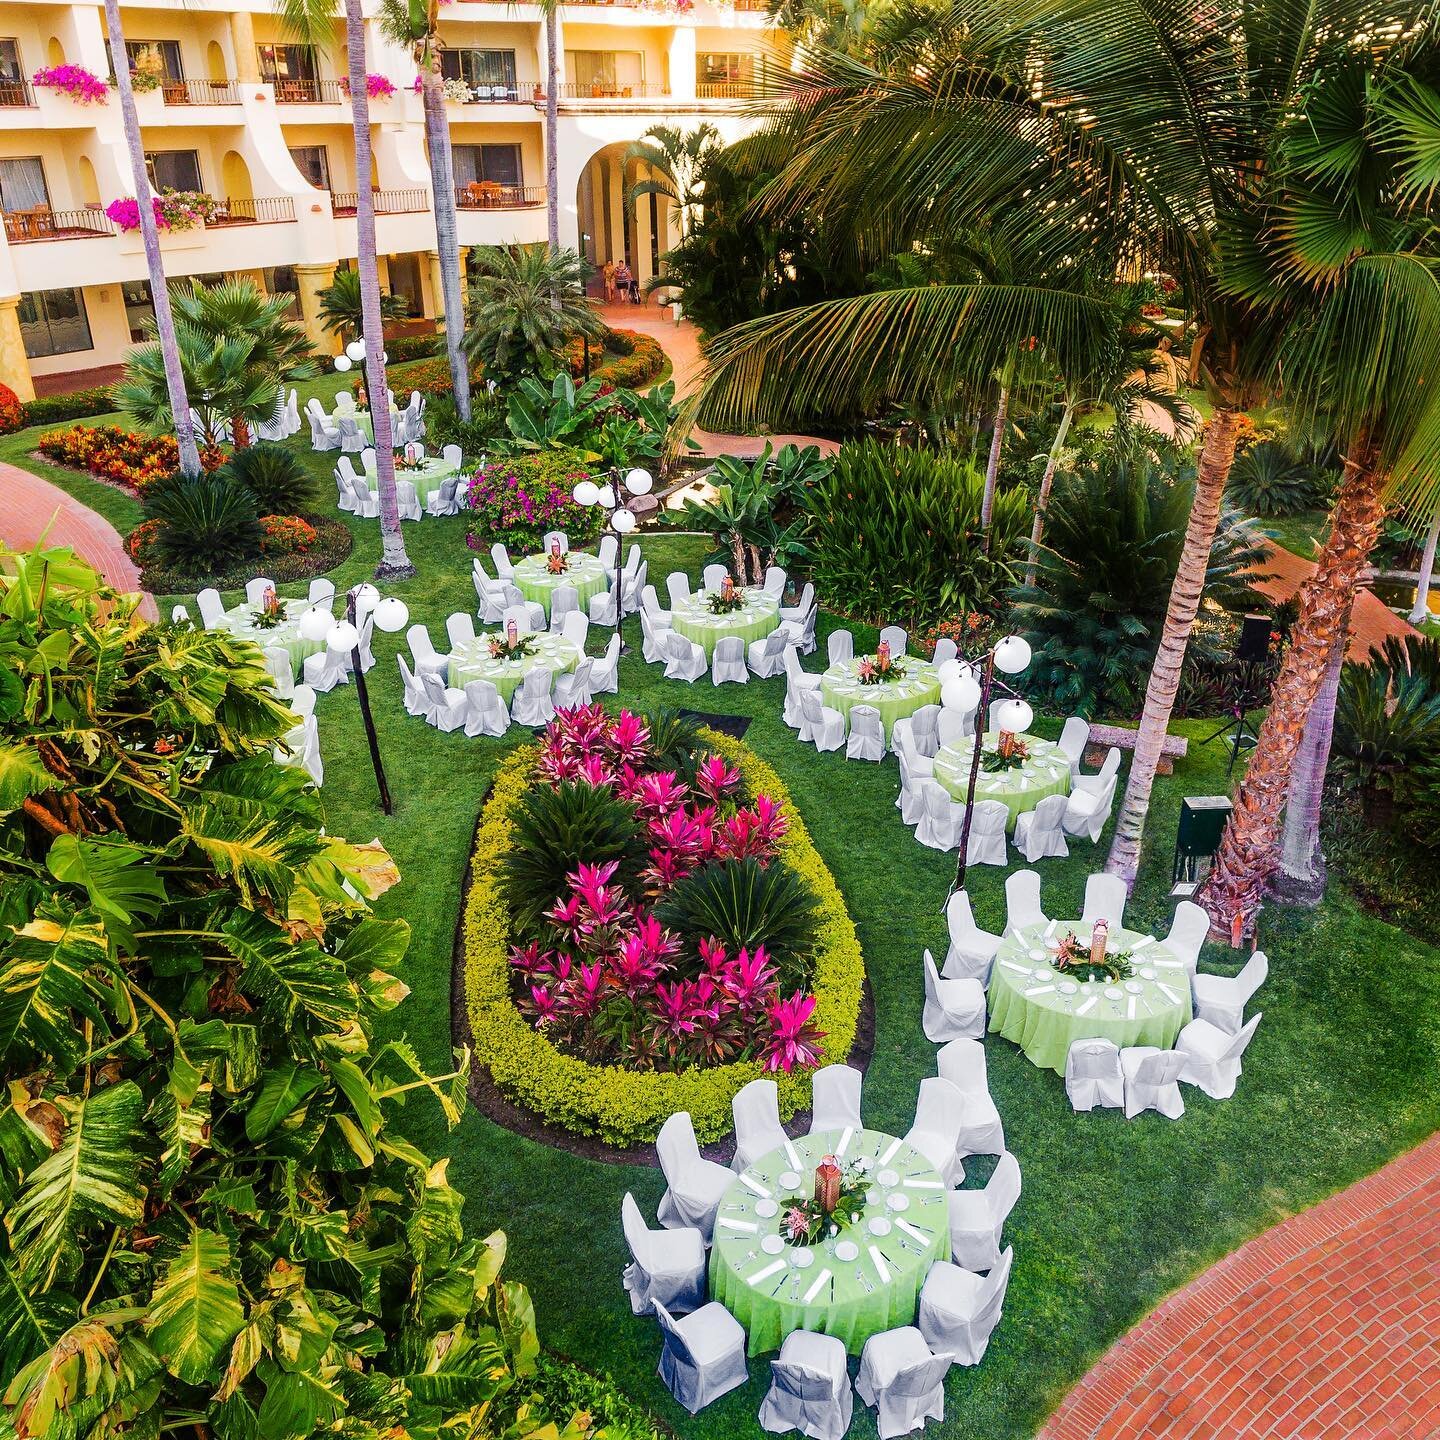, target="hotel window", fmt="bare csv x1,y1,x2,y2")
145,150,203,193
18,287,93,358
698,53,756,91
0,157,49,212
263,266,300,315
258,42,319,96
454,144,523,189
441,48,519,95
288,145,330,189
0,40,27,105
567,51,645,94
124,39,184,80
